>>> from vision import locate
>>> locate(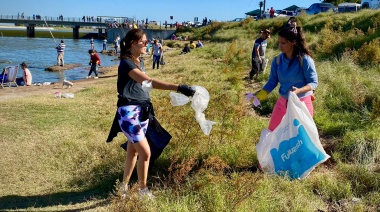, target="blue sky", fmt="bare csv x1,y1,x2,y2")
0,0,320,23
